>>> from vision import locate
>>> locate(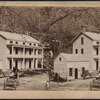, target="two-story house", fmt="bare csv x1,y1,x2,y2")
54,31,100,80
72,32,100,71
0,31,43,70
